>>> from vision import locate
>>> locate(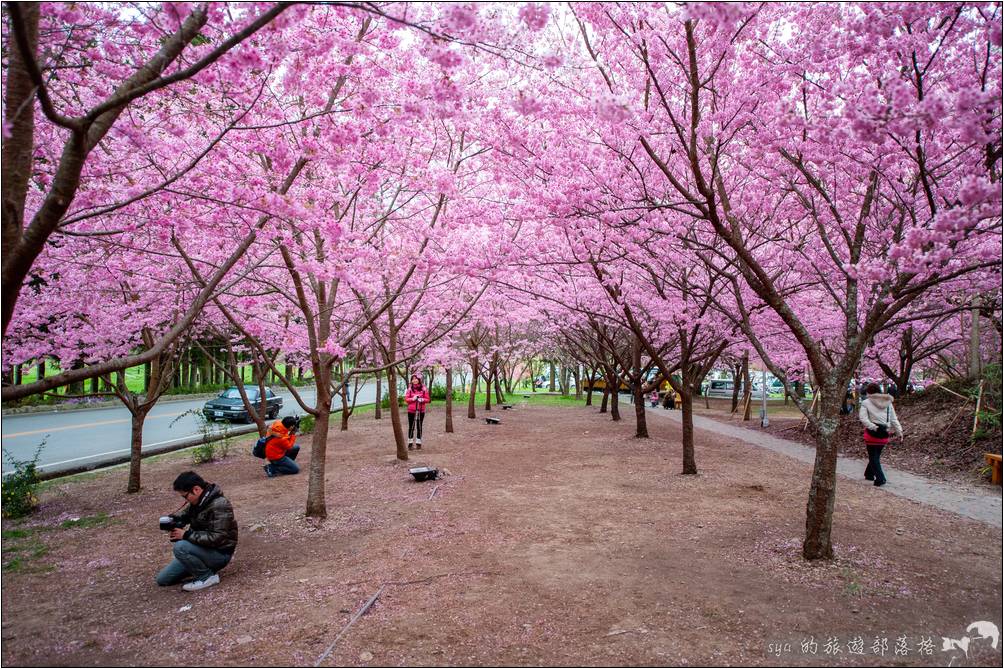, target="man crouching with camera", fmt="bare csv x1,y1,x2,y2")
155,471,238,591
